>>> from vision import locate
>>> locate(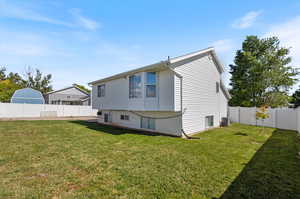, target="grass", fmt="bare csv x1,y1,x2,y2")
0,121,299,199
